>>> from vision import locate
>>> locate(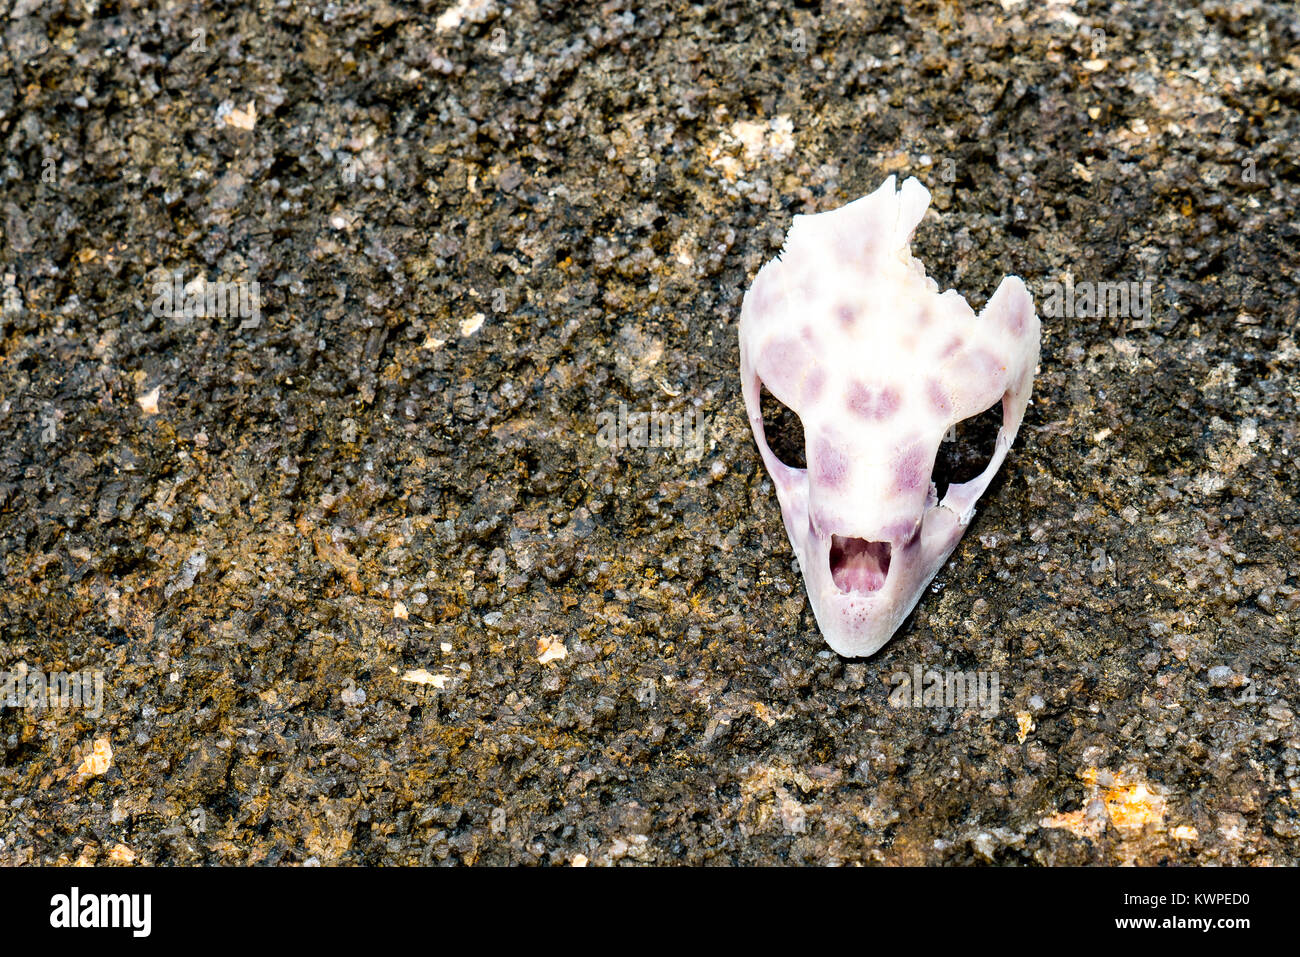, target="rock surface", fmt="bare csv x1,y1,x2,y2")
1,1,1297,865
